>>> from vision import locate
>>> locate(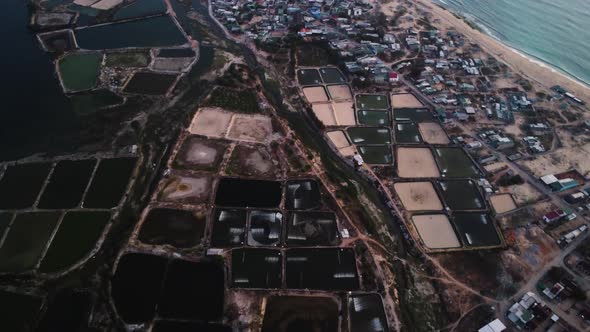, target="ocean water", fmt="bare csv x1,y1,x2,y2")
434,0,590,86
